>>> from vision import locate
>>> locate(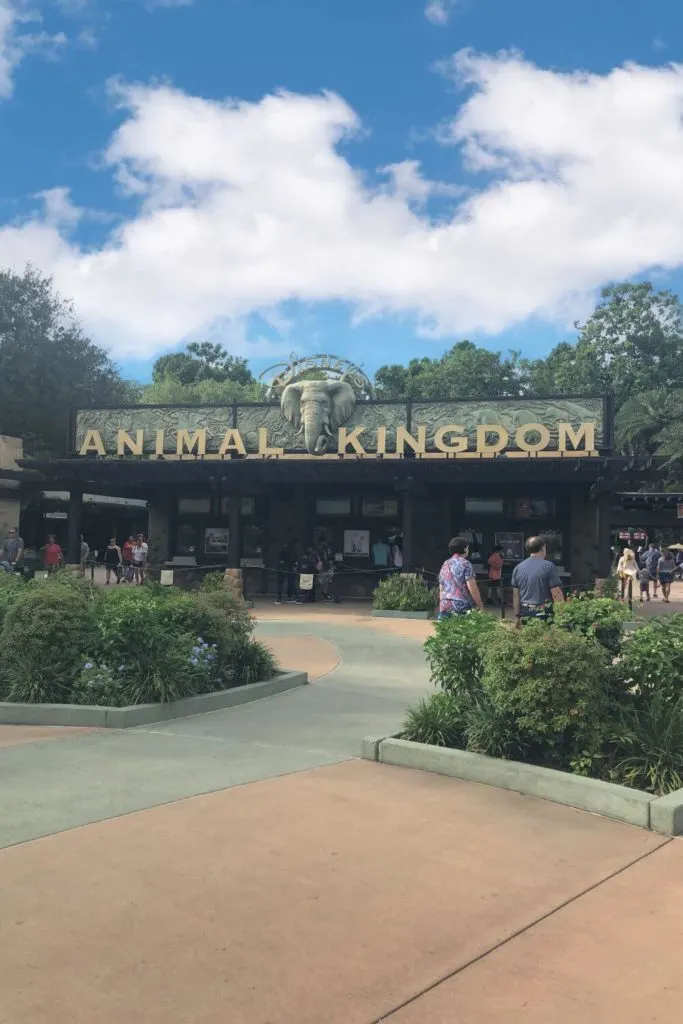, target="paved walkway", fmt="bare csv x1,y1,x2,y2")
0,610,431,849
2,606,683,1023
